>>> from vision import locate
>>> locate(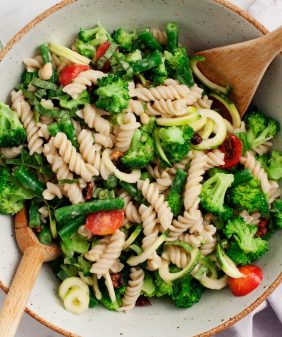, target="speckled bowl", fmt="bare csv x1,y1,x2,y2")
0,1,281,336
